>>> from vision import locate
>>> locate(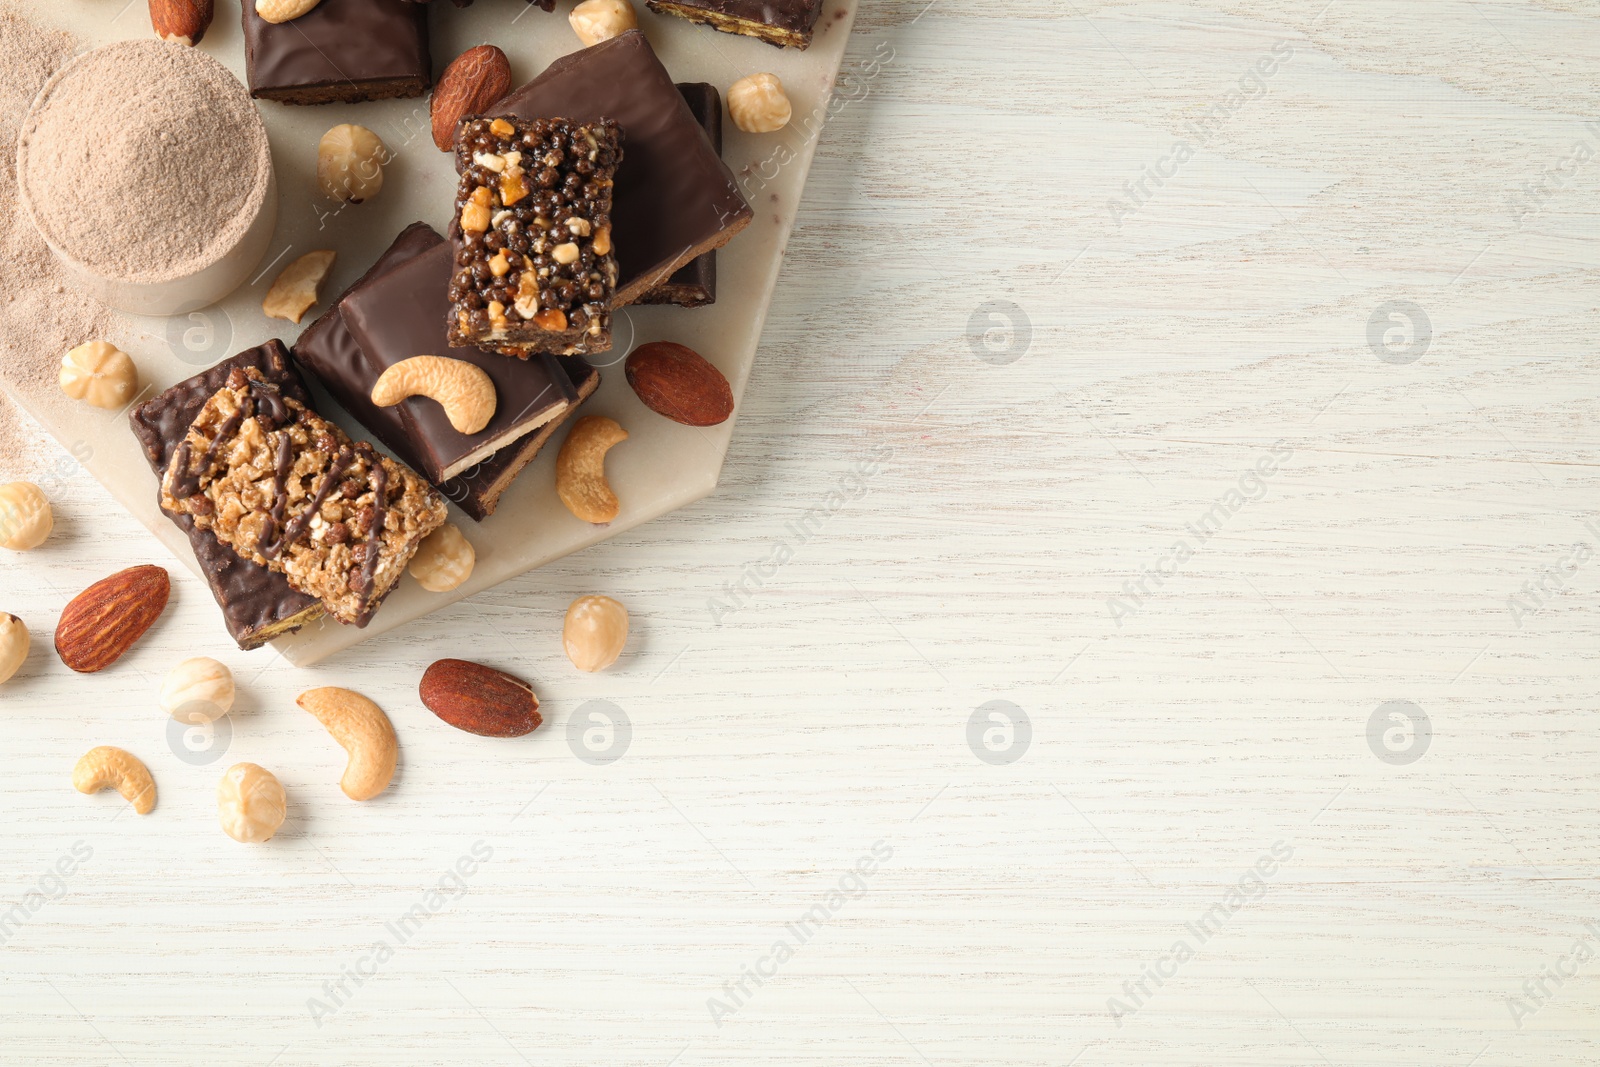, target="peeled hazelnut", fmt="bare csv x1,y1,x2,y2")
409,522,476,593
569,0,638,47
728,73,792,134
563,595,629,672
218,763,287,843
60,340,137,410
0,482,52,551
317,123,387,203
0,614,29,685
160,656,235,725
